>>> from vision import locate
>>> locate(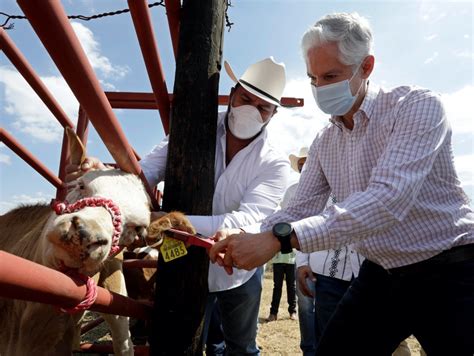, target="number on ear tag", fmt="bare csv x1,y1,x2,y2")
160,236,188,262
